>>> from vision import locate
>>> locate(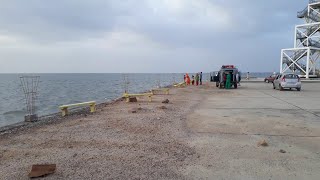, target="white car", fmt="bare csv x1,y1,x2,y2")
273,74,301,91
